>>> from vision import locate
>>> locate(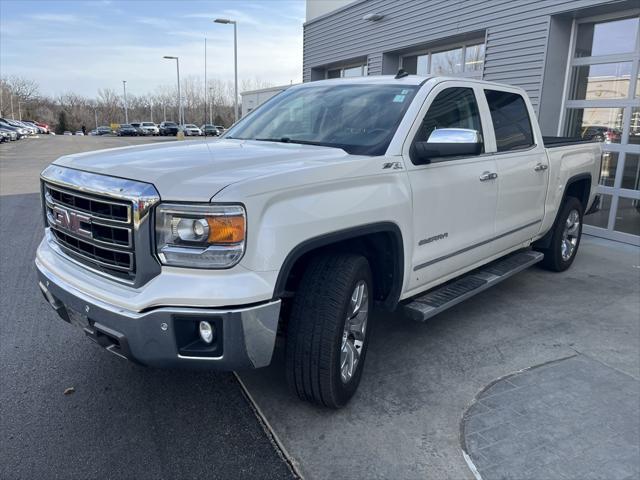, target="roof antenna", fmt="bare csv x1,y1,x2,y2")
395,69,409,79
